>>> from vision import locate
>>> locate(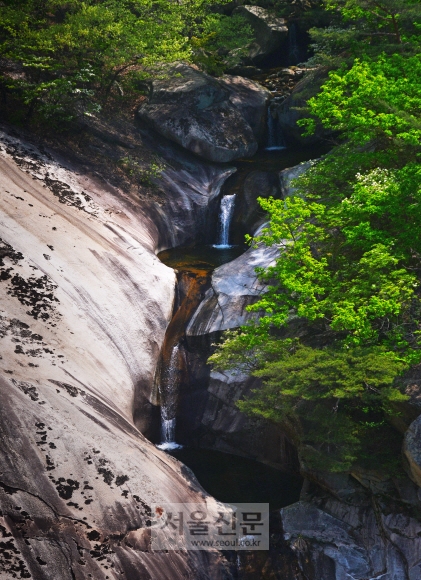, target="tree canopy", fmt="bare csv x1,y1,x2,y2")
0,0,251,124
210,1,421,473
